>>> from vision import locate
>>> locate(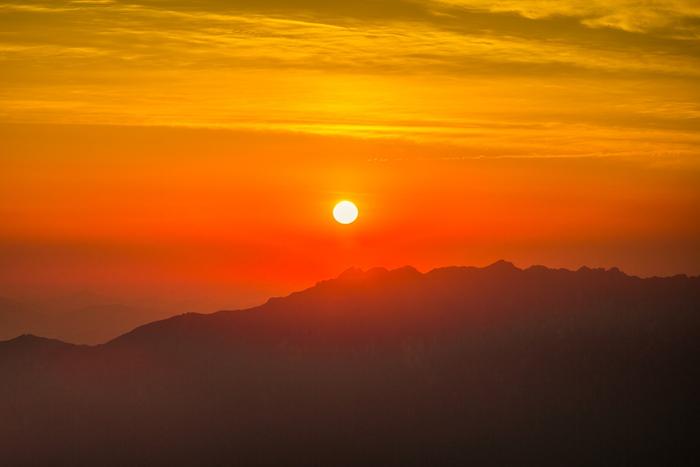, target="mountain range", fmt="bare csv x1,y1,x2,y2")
1,261,698,466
